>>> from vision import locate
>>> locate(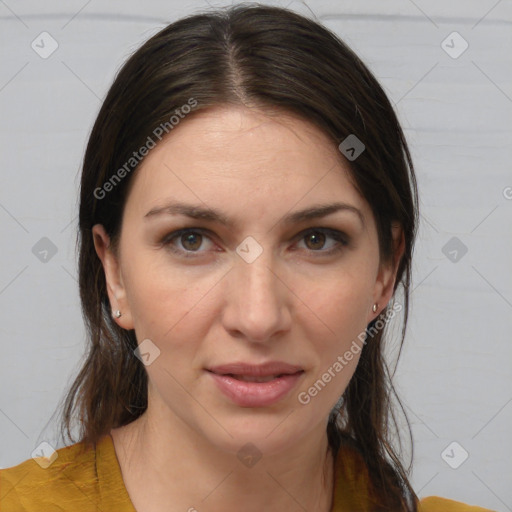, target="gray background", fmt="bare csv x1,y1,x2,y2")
1,0,511,509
